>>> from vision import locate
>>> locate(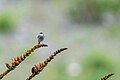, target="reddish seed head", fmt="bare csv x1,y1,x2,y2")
36,65,40,70
14,58,17,61
12,59,15,65
5,63,11,69
34,65,37,70
5,63,8,65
